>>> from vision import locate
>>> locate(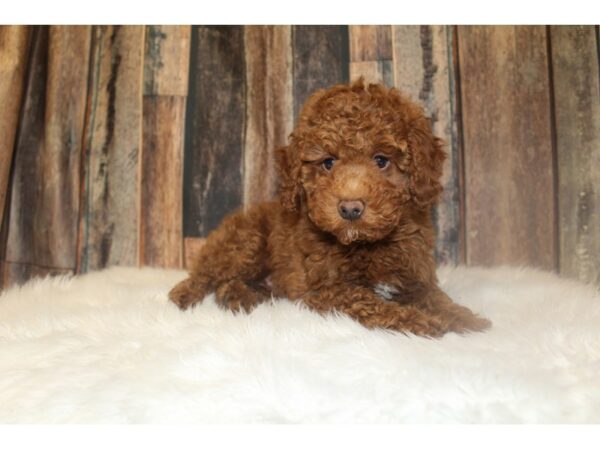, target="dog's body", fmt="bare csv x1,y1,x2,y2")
170,80,490,337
